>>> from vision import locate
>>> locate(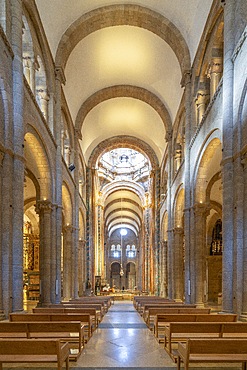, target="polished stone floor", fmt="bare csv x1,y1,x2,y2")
3,301,245,369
